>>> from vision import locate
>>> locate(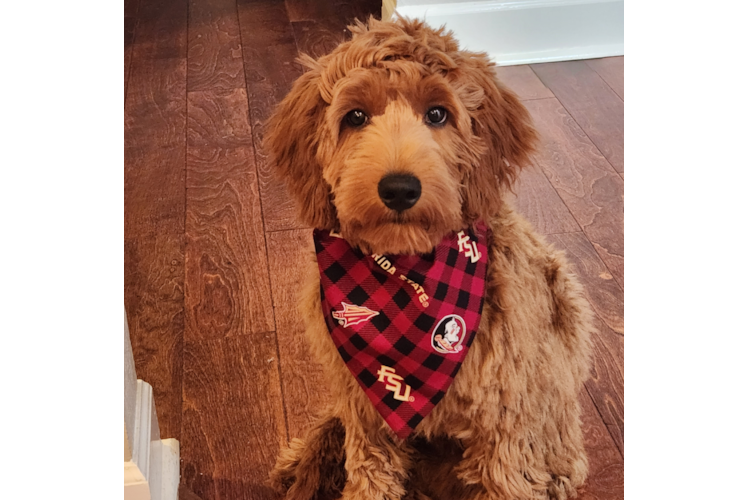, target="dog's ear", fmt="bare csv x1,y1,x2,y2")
455,54,538,221
264,62,337,229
